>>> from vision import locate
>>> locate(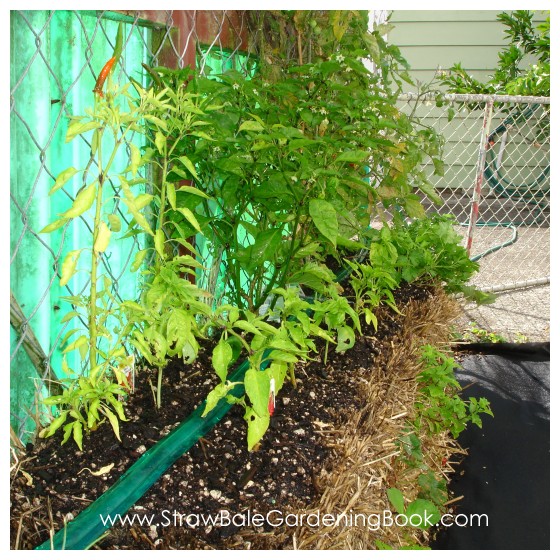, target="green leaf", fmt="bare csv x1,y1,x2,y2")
177,207,201,233
62,182,96,219
244,368,270,417
65,120,101,143
107,214,122,232
432,158,445,177
267,350,299,363
212,338,233,383
405,499,441,529
177,185,211,199
387,488,405,514
202,382,232,417
130,249,148,272
335,150,369,163
336,325,356,353
268,362,287,394
403,196,426,219
164,182,177,211
121,178,154,235
49,167,79,195
72,421,84,451
233,320,261,336
238,120,264,133
309,198,338,247
94,221,111,253
59,250,81,286
104,408,121,441
178,156,199,181
42,411,69,438
244,406,270,450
